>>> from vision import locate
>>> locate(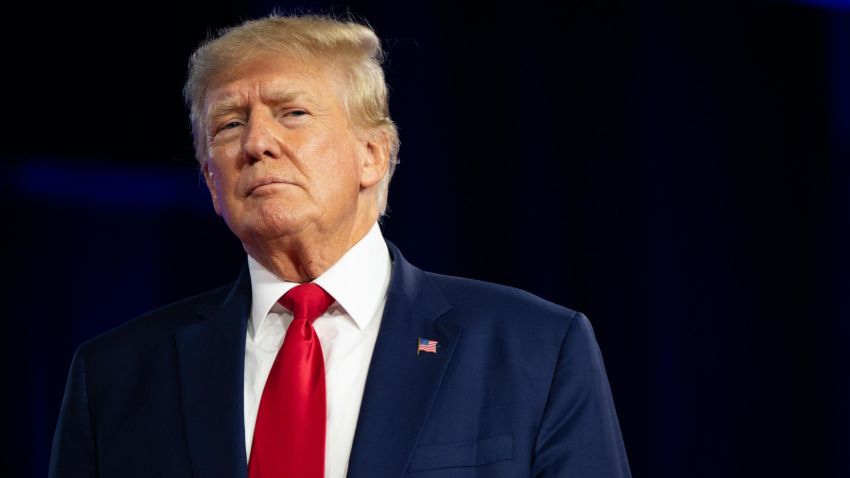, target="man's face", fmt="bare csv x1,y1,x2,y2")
201,53,386,246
